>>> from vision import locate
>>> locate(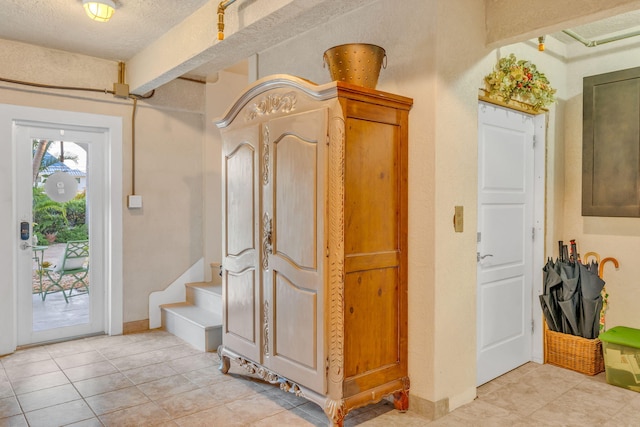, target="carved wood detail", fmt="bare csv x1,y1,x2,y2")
246,92,297,121
262,125,270,185
263,300,270,356
223,349,307,398
327,116,346,389
325,398,346,427
262,212,271,271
